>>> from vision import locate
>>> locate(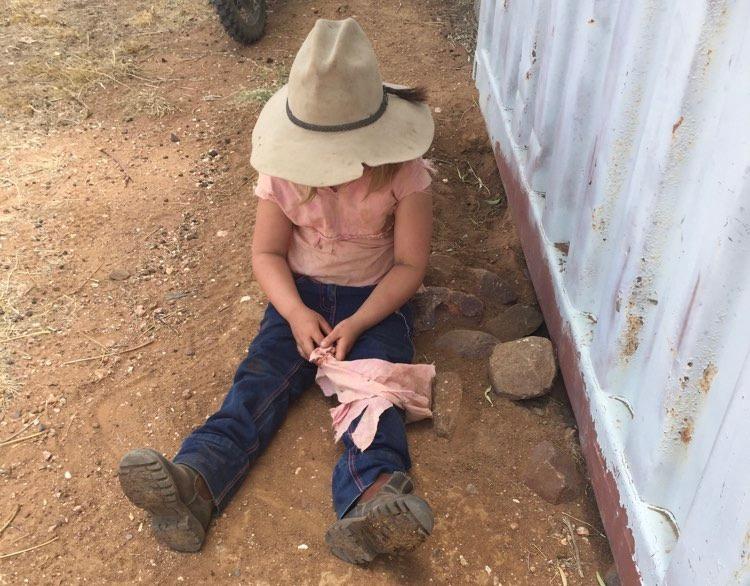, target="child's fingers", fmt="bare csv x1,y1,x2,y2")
300,336,316,358
335,338,350,361
317,316,333,335
320,329,340,348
